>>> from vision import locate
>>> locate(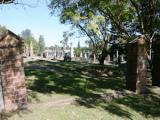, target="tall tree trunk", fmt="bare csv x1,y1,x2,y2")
99,55,105,65
99,48,107,66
